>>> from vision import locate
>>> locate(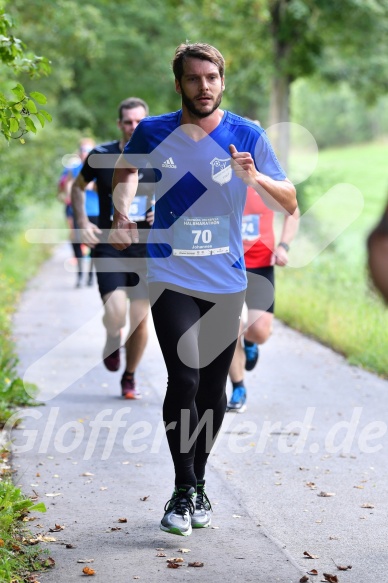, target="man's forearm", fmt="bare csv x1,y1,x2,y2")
71,184,88,226
253,174,297,216
112,166,139,218
279,206,300,244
